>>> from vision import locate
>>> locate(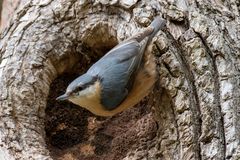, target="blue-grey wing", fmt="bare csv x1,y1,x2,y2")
87,40,143,110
